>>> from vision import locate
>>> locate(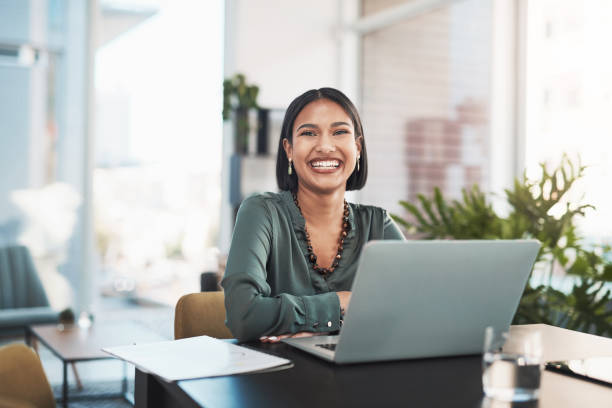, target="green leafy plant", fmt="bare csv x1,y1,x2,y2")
222,74,259,153
222,73,259,121
58,308,75,327
391,155,612,336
